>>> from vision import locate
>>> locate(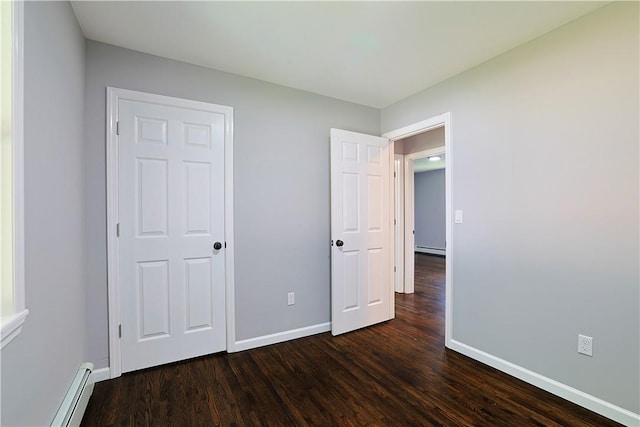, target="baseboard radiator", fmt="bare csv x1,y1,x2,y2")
51,362,94,427
415,245,446,256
